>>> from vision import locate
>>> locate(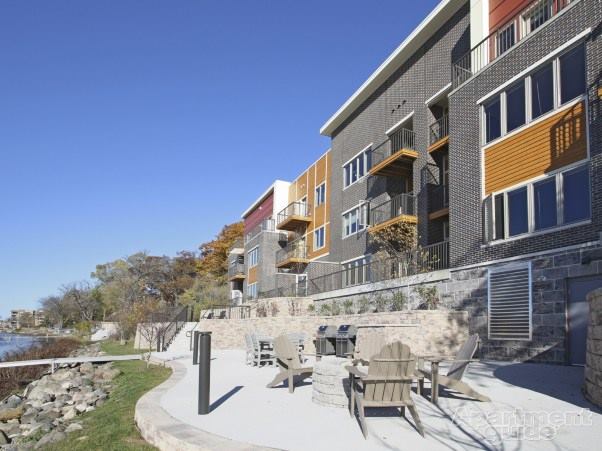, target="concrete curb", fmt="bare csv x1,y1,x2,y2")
135,359,280,451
